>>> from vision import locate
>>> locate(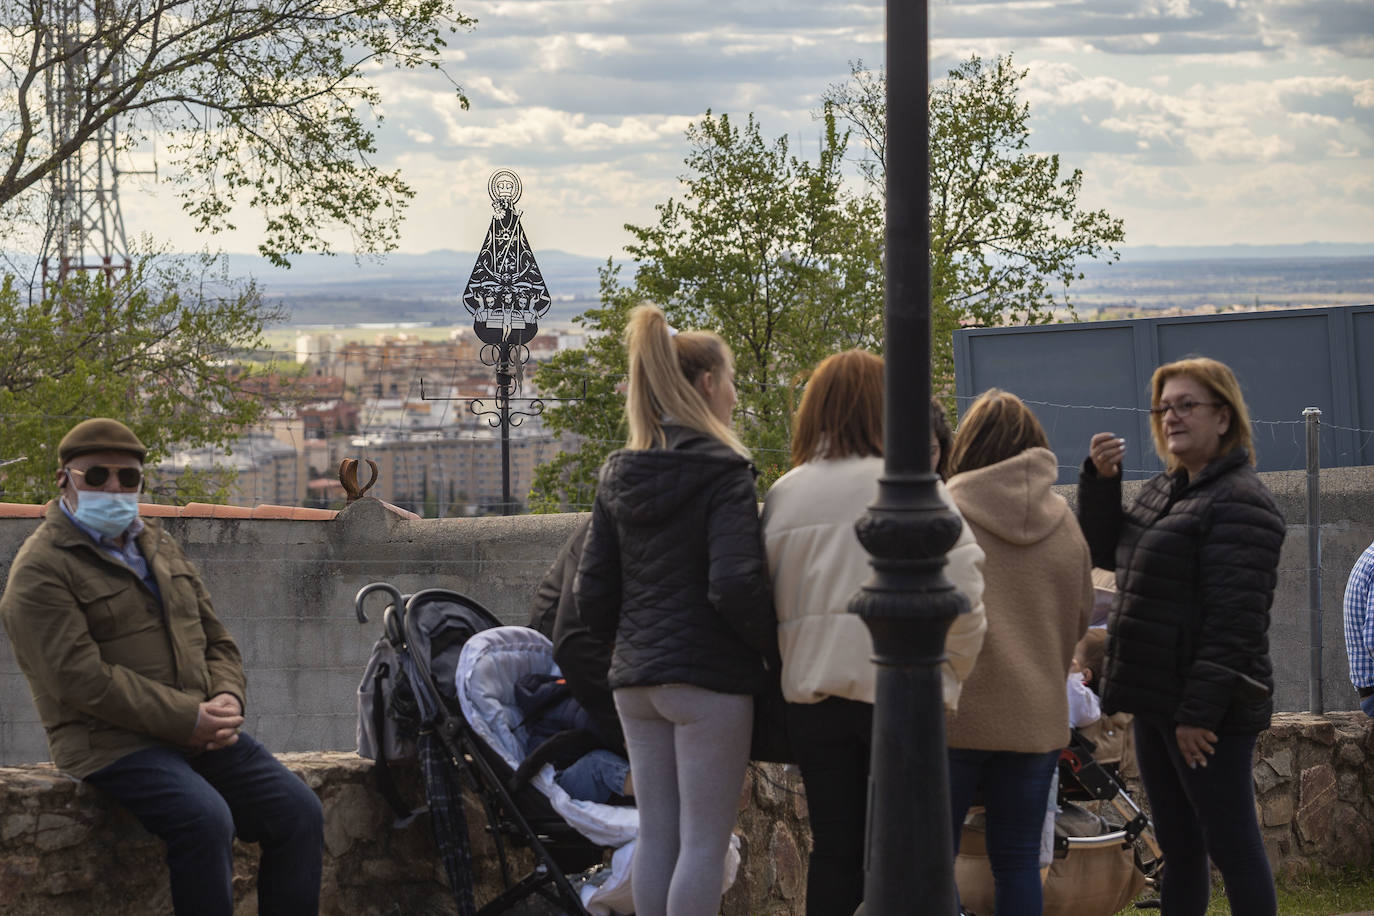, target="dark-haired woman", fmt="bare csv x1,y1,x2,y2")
574,304,775,916
944,389,1093,916
1078,357,1284,916
762,350,987,916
